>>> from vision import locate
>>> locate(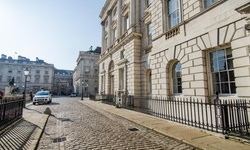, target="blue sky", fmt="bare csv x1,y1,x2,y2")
0,0,106,70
